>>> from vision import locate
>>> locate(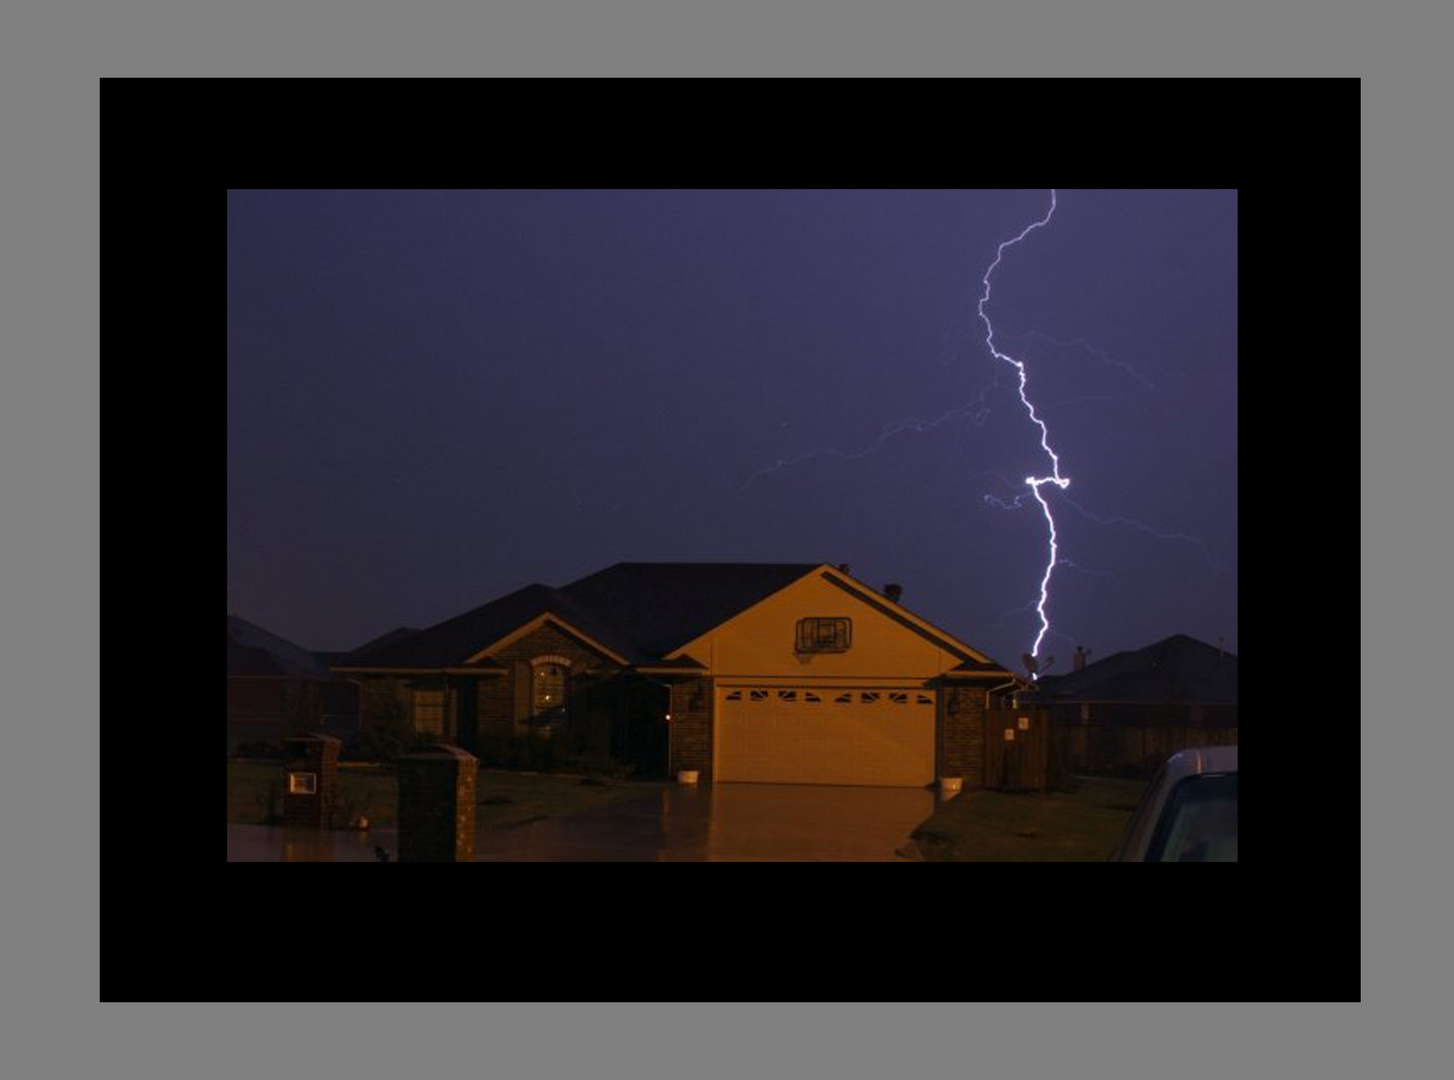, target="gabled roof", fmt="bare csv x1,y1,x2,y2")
227,615,334,680
560,563,822,658
1030,634,1237,704
332,562,1013,676
332,563,827,670
332,582,643,668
